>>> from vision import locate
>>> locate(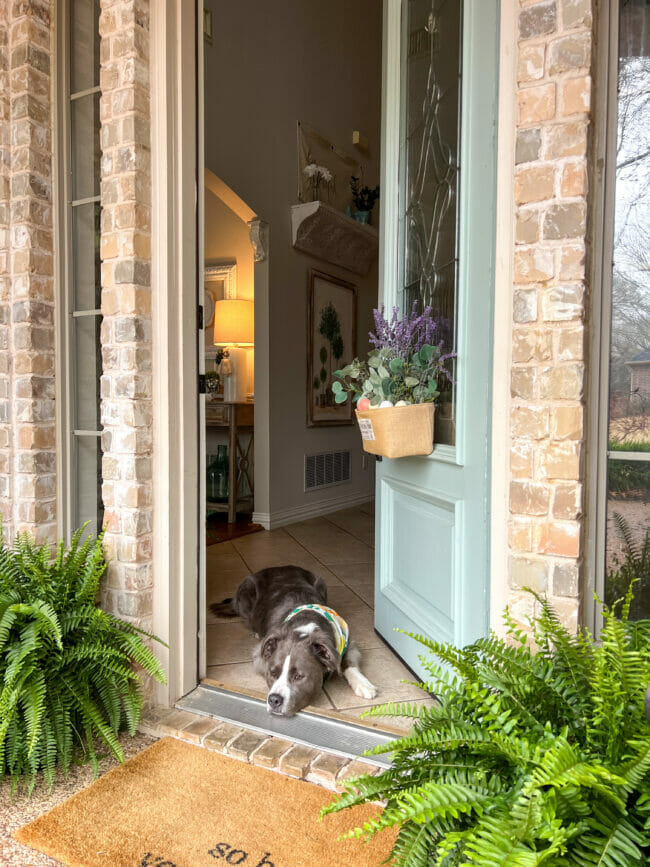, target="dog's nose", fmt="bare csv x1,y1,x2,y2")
268,692,283,711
